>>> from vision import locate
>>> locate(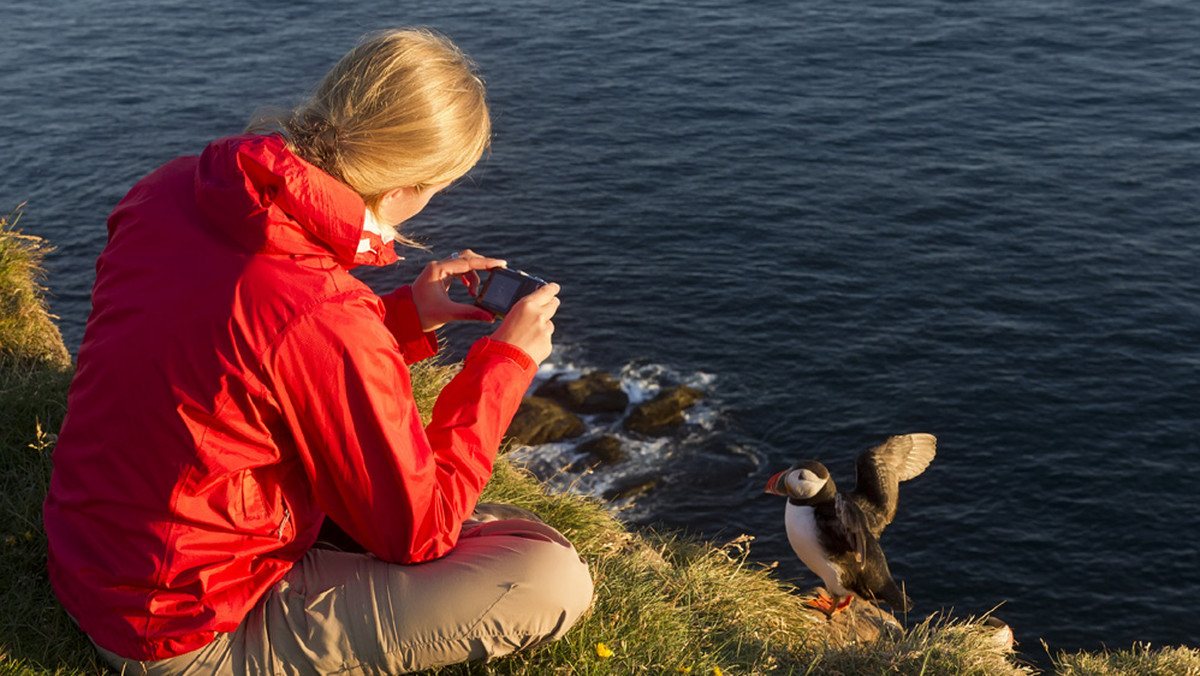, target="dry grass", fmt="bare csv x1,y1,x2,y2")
1052,644,1200,676
0,206,70,373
